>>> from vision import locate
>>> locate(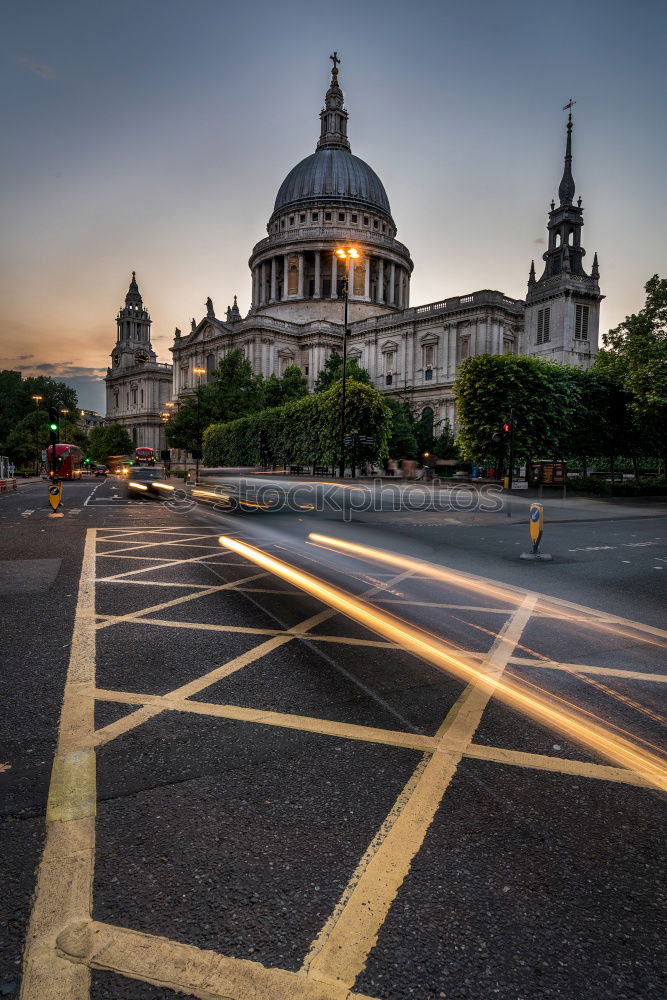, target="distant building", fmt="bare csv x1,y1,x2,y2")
103,61,602,442
77,409,106,431
104,273,172,452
